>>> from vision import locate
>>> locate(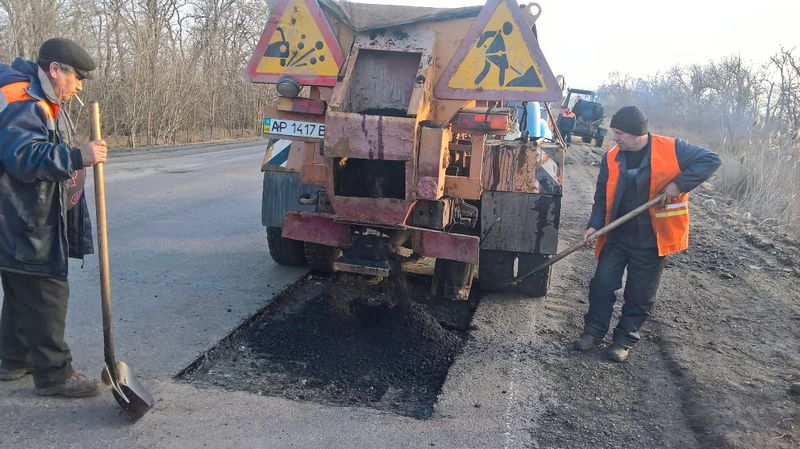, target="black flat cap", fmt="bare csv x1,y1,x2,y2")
37,38,96,80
